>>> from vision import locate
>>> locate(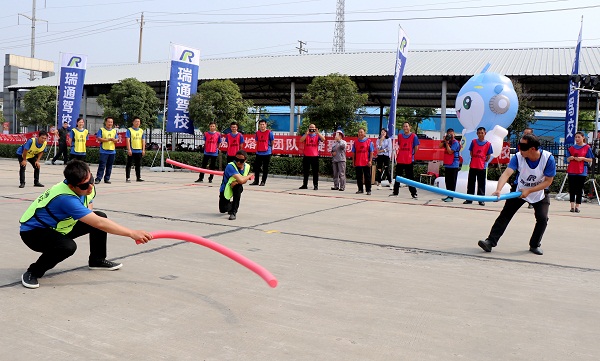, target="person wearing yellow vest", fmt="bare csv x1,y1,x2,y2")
95,117,118,184
70,117,89,161
19,160,153,289
125,117,146,183
219,150,253,220
16,130,48,188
